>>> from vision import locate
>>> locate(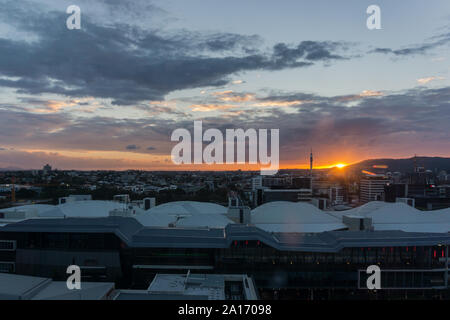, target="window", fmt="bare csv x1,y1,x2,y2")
0,262,15,273
0,240,16,251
